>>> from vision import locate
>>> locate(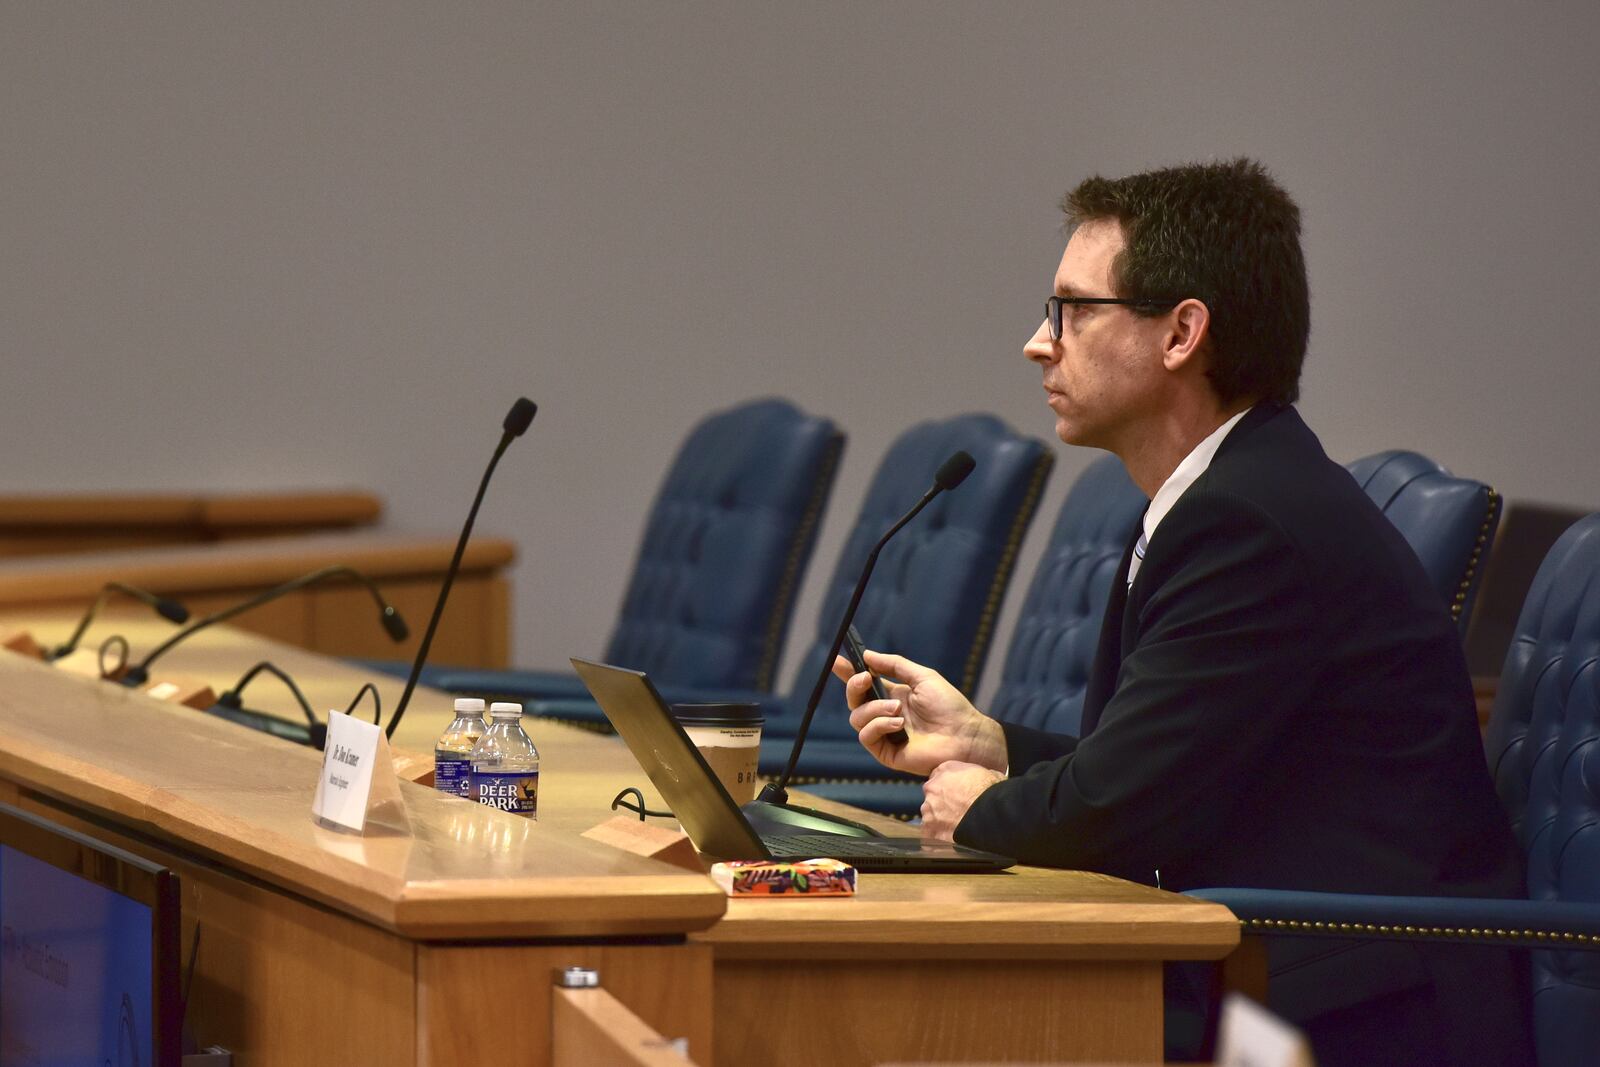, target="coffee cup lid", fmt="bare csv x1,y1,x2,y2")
670,702,765,728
